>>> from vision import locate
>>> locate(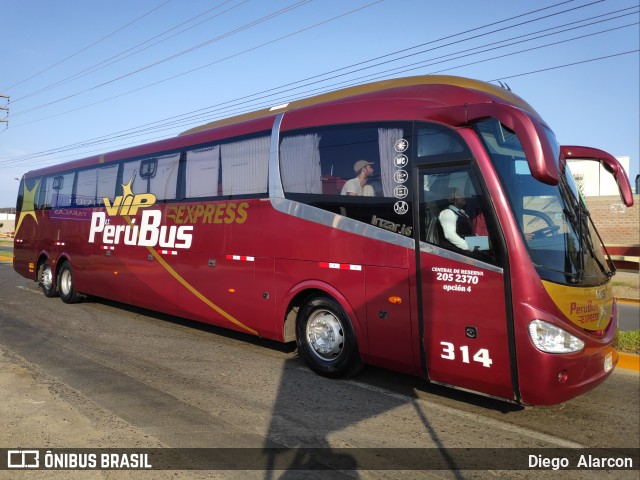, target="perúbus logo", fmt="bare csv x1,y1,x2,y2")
88,178,193,250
